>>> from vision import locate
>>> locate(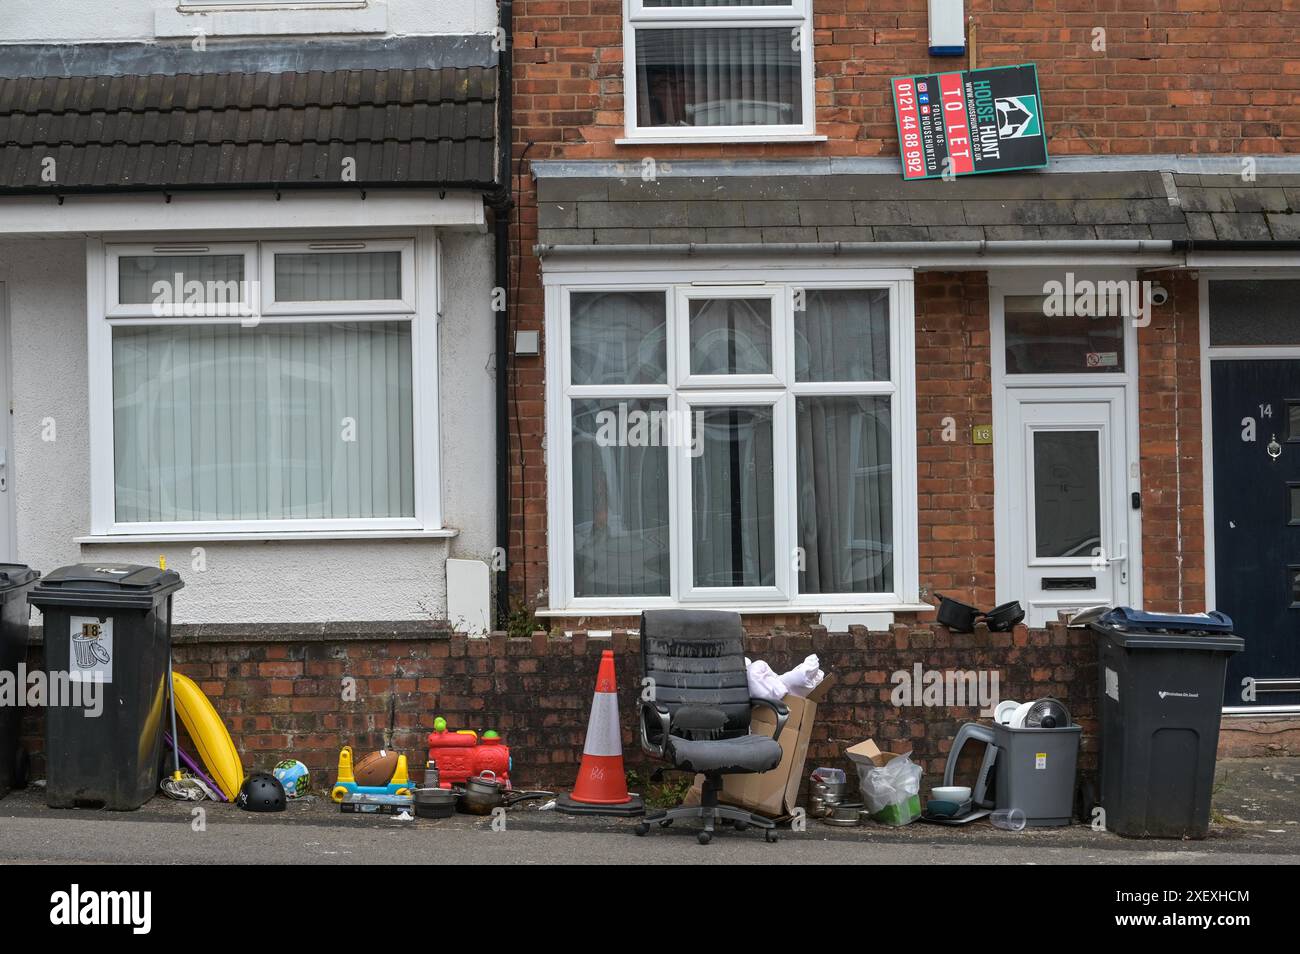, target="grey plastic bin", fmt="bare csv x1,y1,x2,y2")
945,721,1081,827
1089,607,1242,839
30,564,183,810
0,564,39,797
